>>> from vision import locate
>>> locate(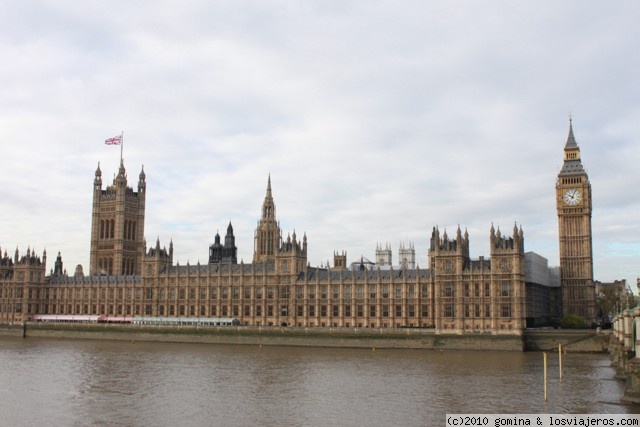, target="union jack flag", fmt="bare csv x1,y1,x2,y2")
105,135,122,145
